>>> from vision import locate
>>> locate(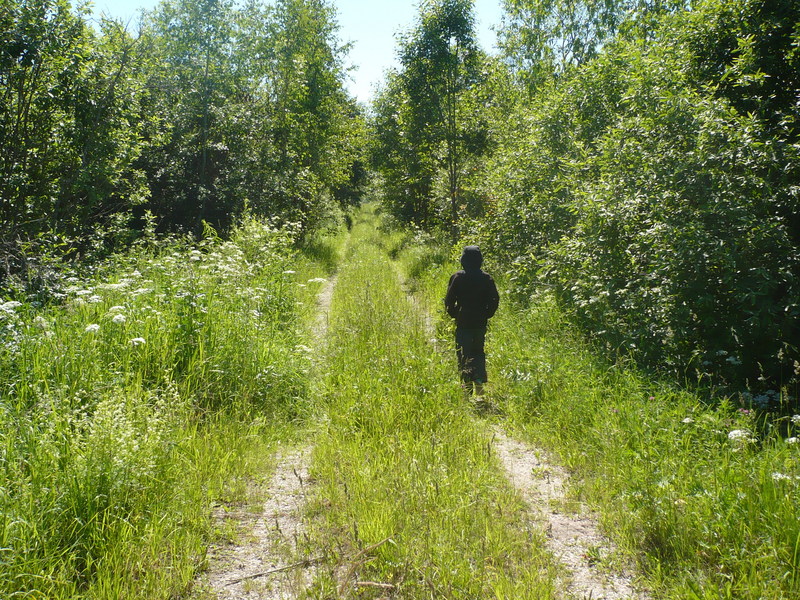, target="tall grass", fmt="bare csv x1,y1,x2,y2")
0,216,310,598
404,235,800,599
303,205,559,598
